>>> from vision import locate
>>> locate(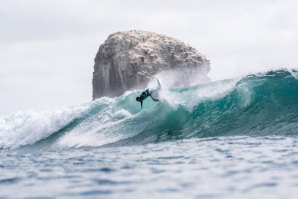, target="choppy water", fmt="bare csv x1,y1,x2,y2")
1,69,298,198
1,137,298,198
